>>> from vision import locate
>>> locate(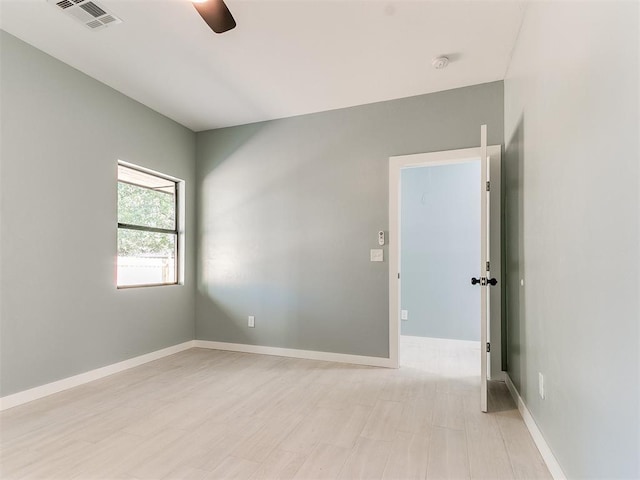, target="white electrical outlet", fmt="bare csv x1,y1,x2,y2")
539,372,545,399
248,316,255,328
401,310,408,320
